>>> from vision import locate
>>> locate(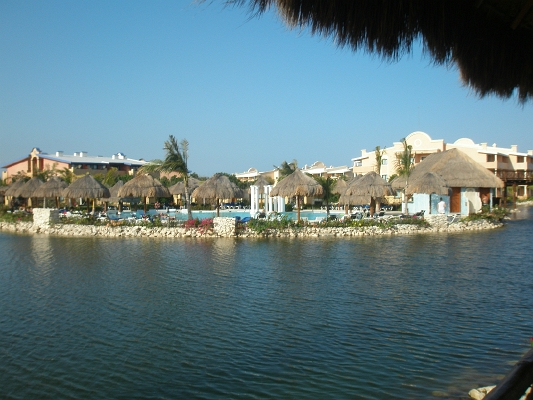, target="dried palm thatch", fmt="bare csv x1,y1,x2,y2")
191,174,243,216
405,172,449,196
169,177,201,196
341,171,392,215
63,174,111,213
406,149,504,188
5,179,27,197
13,177,43,198
0,185,9,196
253,175,271,191
270,168,323,221
118,174,170,213
107,180,139,207
240,0,533,102
331,178,347,195
33,176,68,208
